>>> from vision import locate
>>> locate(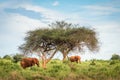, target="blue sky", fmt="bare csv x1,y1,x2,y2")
0,0,120,60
